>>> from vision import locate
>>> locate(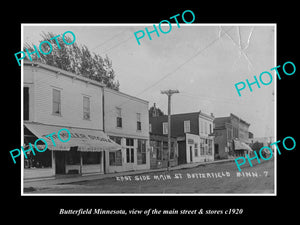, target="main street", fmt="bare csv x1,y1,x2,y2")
25,159,274,194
